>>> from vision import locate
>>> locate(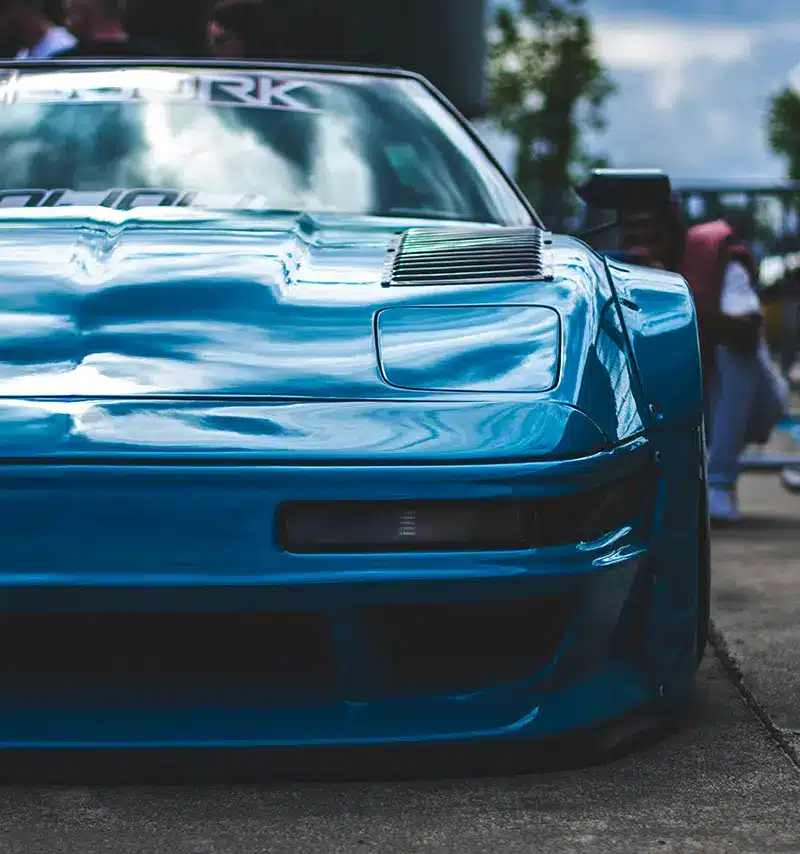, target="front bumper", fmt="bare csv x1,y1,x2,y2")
0,432,701,749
